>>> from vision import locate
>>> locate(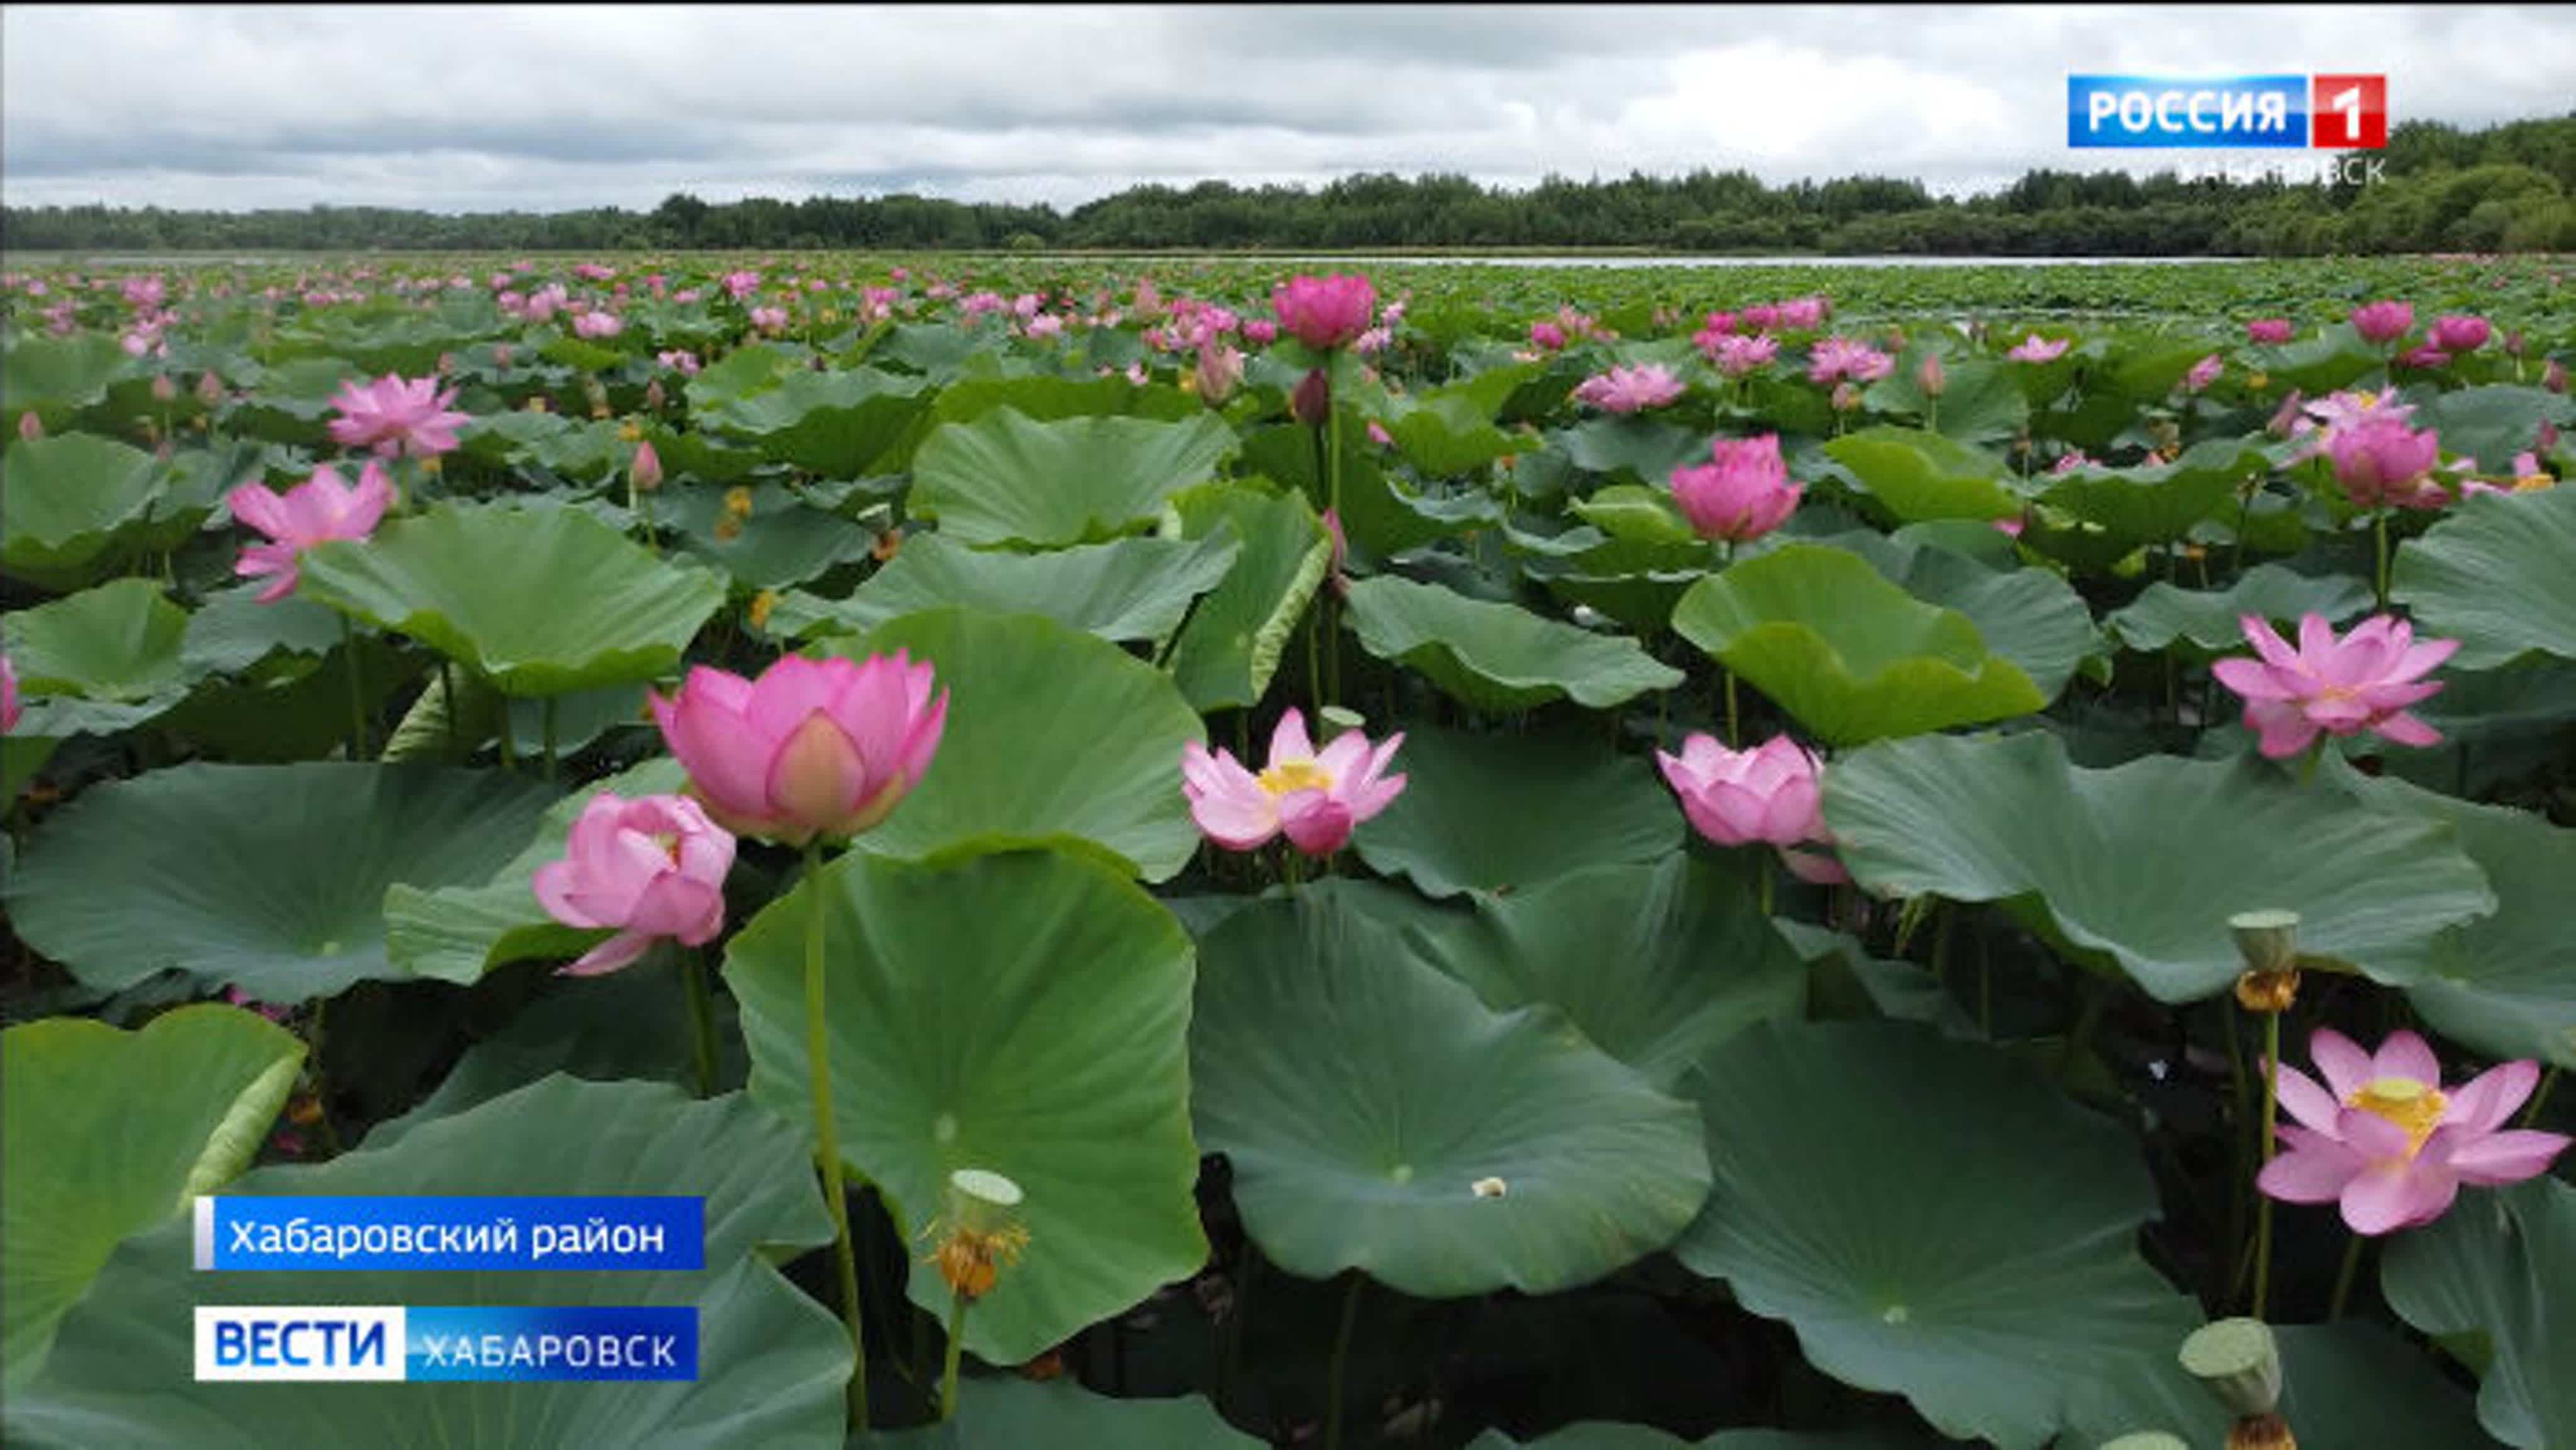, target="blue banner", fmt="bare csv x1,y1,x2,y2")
194,1195,704,1272
2067,75,2309,149
194,1305,697,1382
